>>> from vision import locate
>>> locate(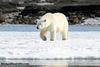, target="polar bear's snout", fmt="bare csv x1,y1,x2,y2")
37,23,42,29
36,24,39,29
36,20,41,29
37,25,41,29
37,26,39,29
